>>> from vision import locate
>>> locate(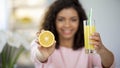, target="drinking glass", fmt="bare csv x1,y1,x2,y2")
84,20,96,54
